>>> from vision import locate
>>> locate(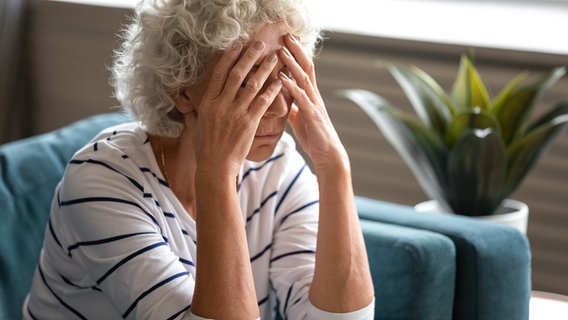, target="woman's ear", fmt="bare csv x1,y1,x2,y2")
171,88,193,114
